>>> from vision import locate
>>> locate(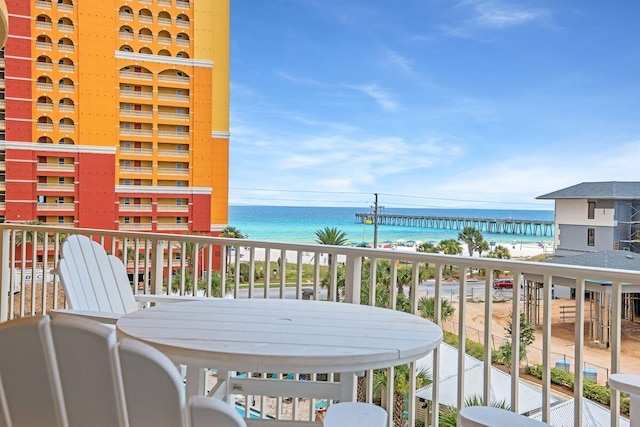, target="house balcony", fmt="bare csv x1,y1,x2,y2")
0,202,5,210
157,112,189,121
120,110,153,119
57,44,74,53
157,93,189,103
35,41,53,51
119,70,154,81
157,75,190,85
58,104,75,113
119,32,134,41
0,223,637,427
138,15,153,24
138,34,153,43
36,122,54,131
176,20,190,29
37,102,55,112
36,82,54,91
58,23,74,33
176,38,190,47
157,130,189,139
0,161,5,170
120,147,153,156
58,123,75,132
158,0,172,6
35,21,53,30
35,0,52,9
157,167,189,176
120,166,153,175
156,223,189,231
0,181,5,191
57,3,73,12
58,64,75,73
118,12,134,21
120,129,153,138
58,84,75,93
157,17,172,27
120,90,154,100
157,148,189,157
